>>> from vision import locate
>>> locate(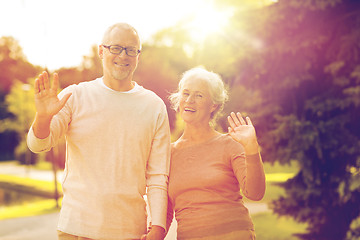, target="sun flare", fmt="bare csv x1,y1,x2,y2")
185,4,233,43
